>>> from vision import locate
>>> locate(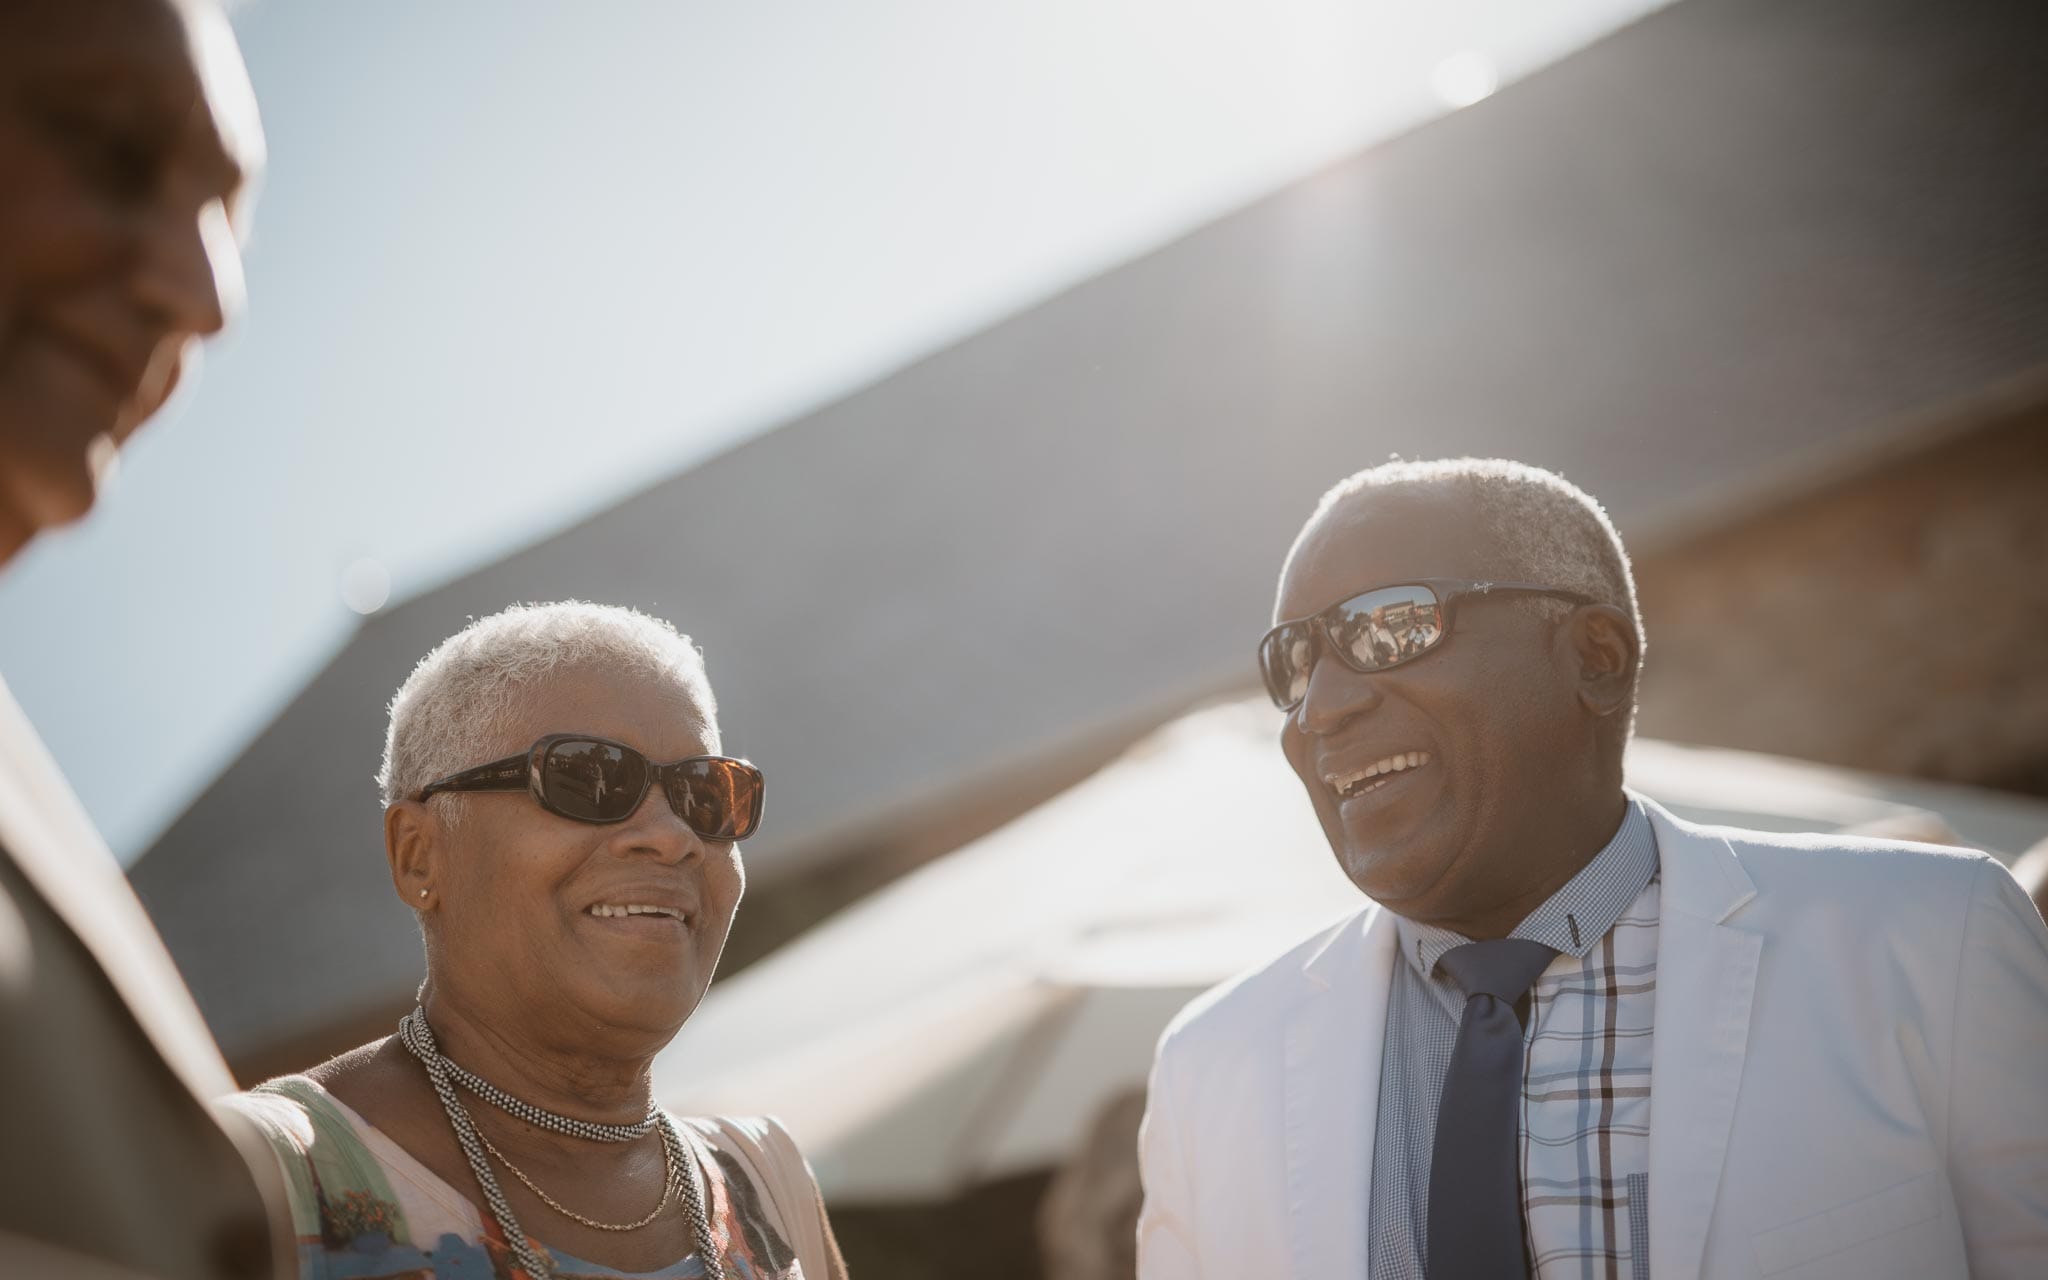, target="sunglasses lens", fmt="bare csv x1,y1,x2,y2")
540,739,647,822
1326,584,1445,671
666,758,765,841
1260,624,1317,709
